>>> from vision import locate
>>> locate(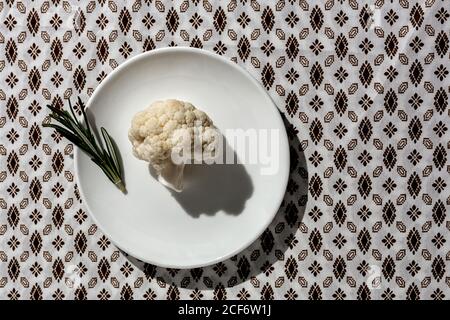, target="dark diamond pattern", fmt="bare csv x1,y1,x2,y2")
334,146,347,172
333,256,346,282
213,7,226,34
382,256,395,282
261,6,275,33
383,201,396,226
29,123,41,149
118,8,132,34
309,228,322,255
335,34,348,60
435,31,449,57
237,36,250,61
166,8,179,34
407,228,421,254
74,231,88,255
5,39,17,64
286,35,299,61
409,60,424,86
7,258,20,282
98,257,111,282
73,66,86,92
7,151,19,175
431,256,445,282
28,67,41,93
310,62,324,89
27,8,40,36
384,89,397,115
385,33,398,59
52,258,64,282
97,37,109,64
358,117,372,144
7,205,19,228
261,63,275,90
52,205,64,229
410,4,424,30
310,6,324,33
30,231,42,255
333,201,347,227
359,4,372,31
285,91,299,117
357,228,371,254
359,61,373,87
383,145,396,171
285,256,298,281
51,38,63,64
29,177,42,202
434,88,448,114
432,200,446,226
